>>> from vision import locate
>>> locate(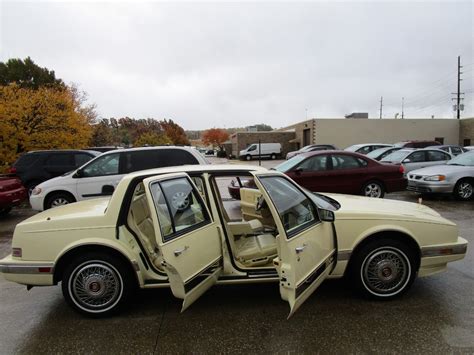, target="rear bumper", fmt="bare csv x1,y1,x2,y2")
407,181,453,194
418,237,468,277
0,186,27,209
0,255,54,285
